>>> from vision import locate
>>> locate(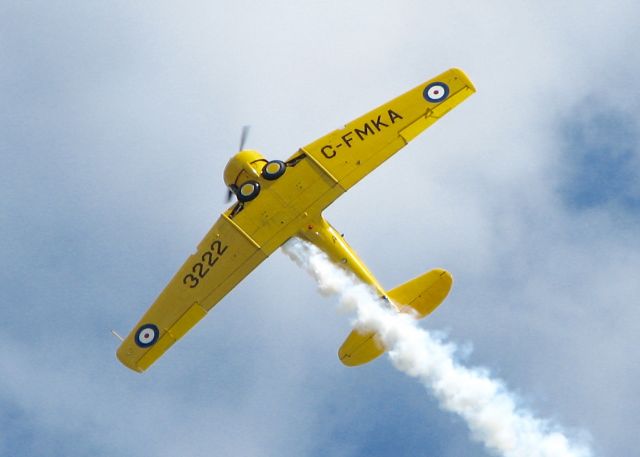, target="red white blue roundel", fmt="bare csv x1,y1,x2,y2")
135,324,159,348
423,82,449,103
